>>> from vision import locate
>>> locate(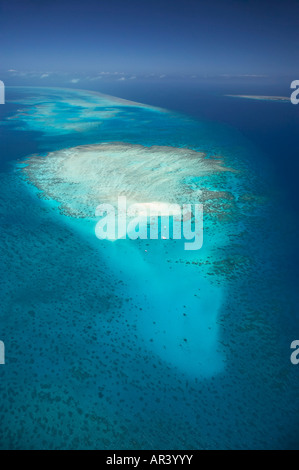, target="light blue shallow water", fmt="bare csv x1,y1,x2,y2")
0,87,298,450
